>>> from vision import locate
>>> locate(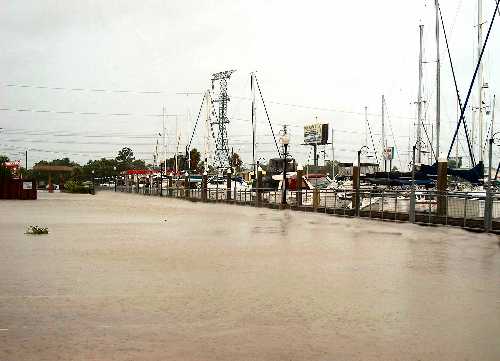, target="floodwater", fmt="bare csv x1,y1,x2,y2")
1,191,500,361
